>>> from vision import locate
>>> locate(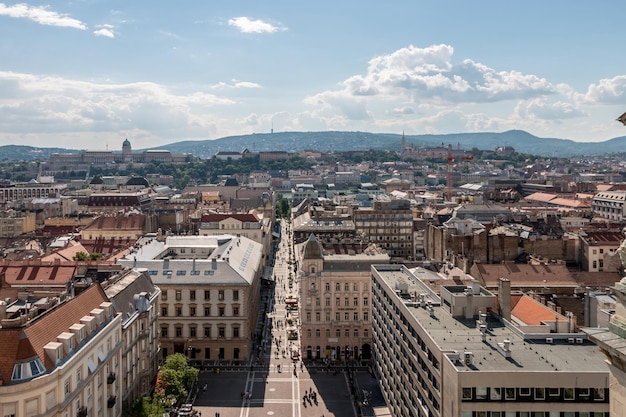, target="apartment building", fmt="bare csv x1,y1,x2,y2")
371,264,609,417
592,191,626,221
0,285,122,417
354,198,414,261
118,235,263,362
102,269,160,410
298,234,389,361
